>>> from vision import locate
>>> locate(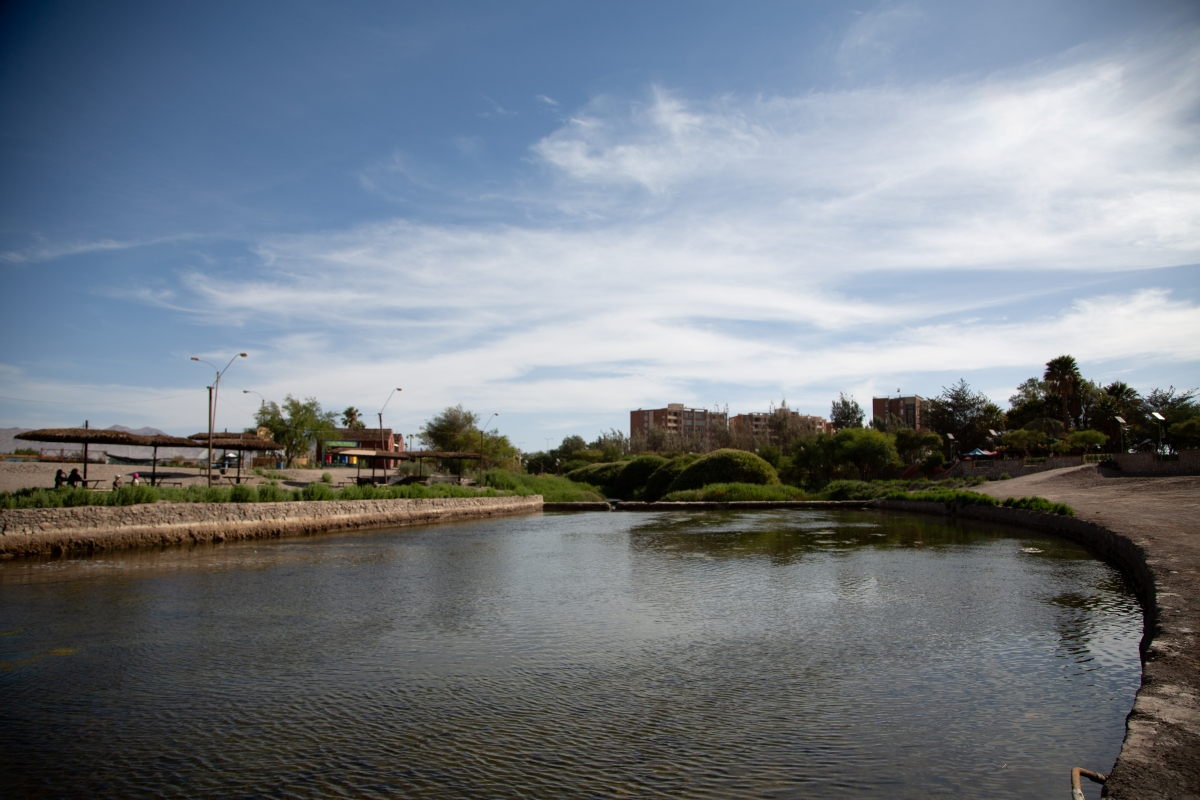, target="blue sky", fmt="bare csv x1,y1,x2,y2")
2,0,1198,450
